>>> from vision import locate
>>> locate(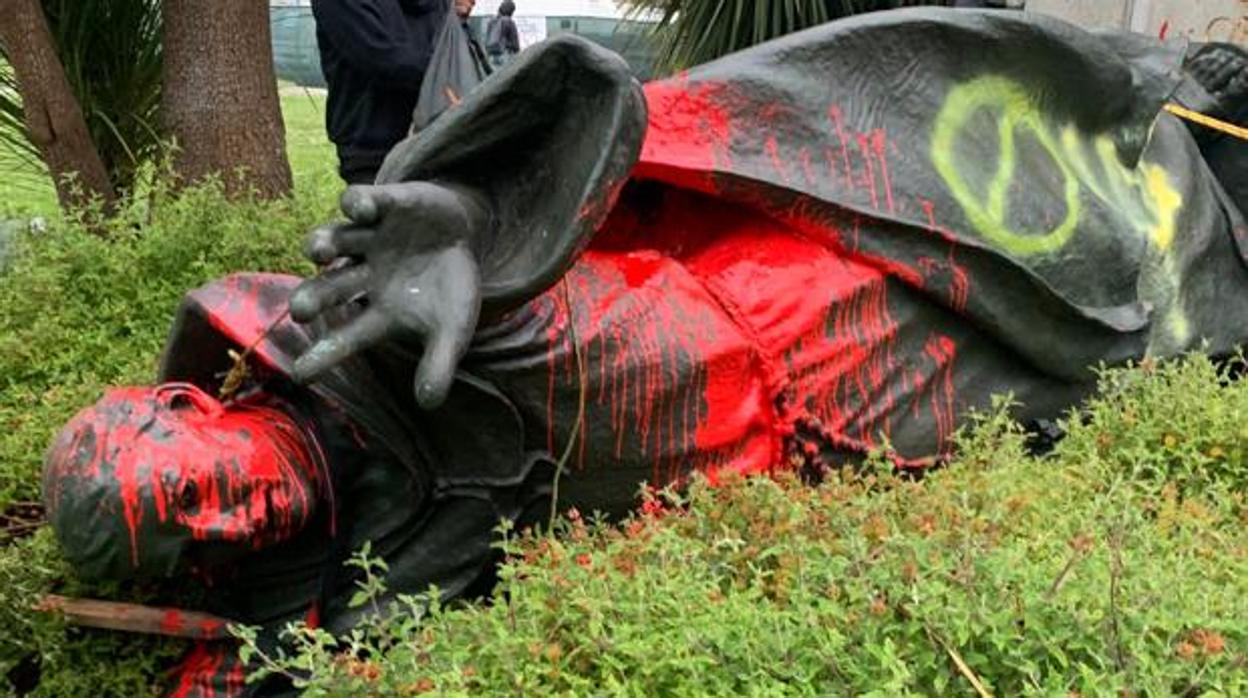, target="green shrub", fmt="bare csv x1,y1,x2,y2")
243,362,1248,697
0,528,185,697
1057,355,1248,494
